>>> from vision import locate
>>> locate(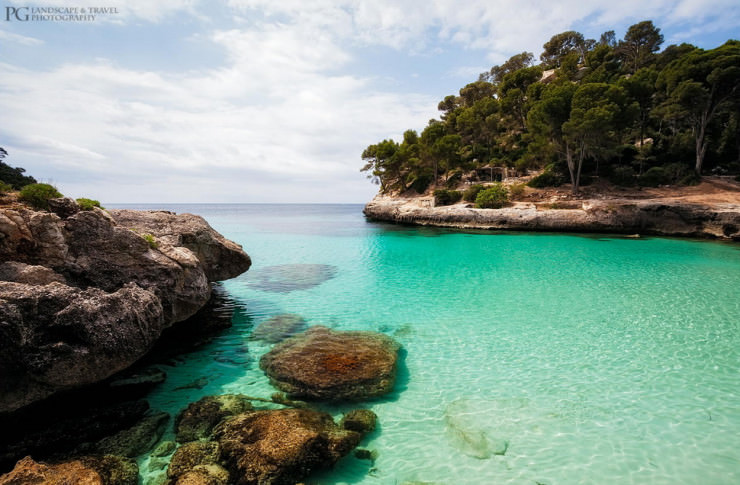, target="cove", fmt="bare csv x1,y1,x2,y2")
124,203,740,485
